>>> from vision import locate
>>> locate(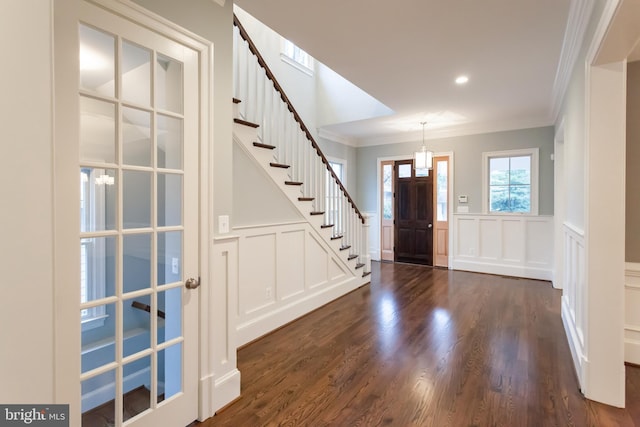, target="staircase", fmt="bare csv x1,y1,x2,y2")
232,14,371,279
